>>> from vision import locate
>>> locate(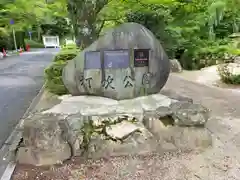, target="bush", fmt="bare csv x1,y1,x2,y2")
180,40,239,70
44,60,69,95
54,48,79,62
61,43,78,50
217,64,240,85
25,39,44,48
0,28,11,51
14,31,26,50
45,44,80,95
